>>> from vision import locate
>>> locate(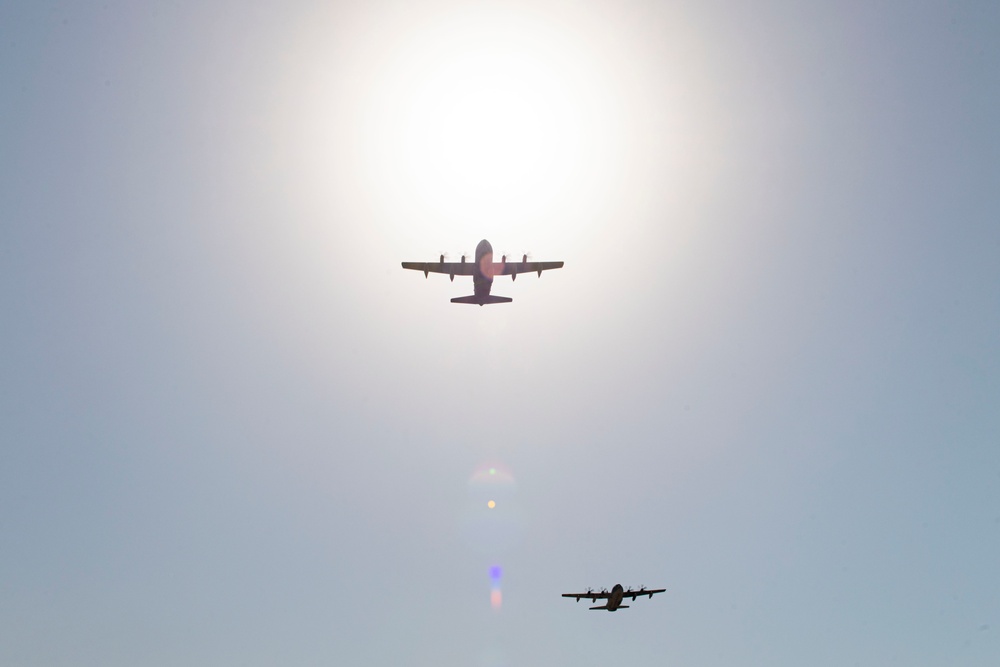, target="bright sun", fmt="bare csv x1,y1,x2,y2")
359,8,621,226
400,50,578,199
